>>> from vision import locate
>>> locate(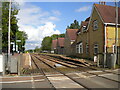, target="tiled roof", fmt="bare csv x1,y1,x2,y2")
57,38,65,47
52,40,57,49
66,29,78,41
95,4,120,24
